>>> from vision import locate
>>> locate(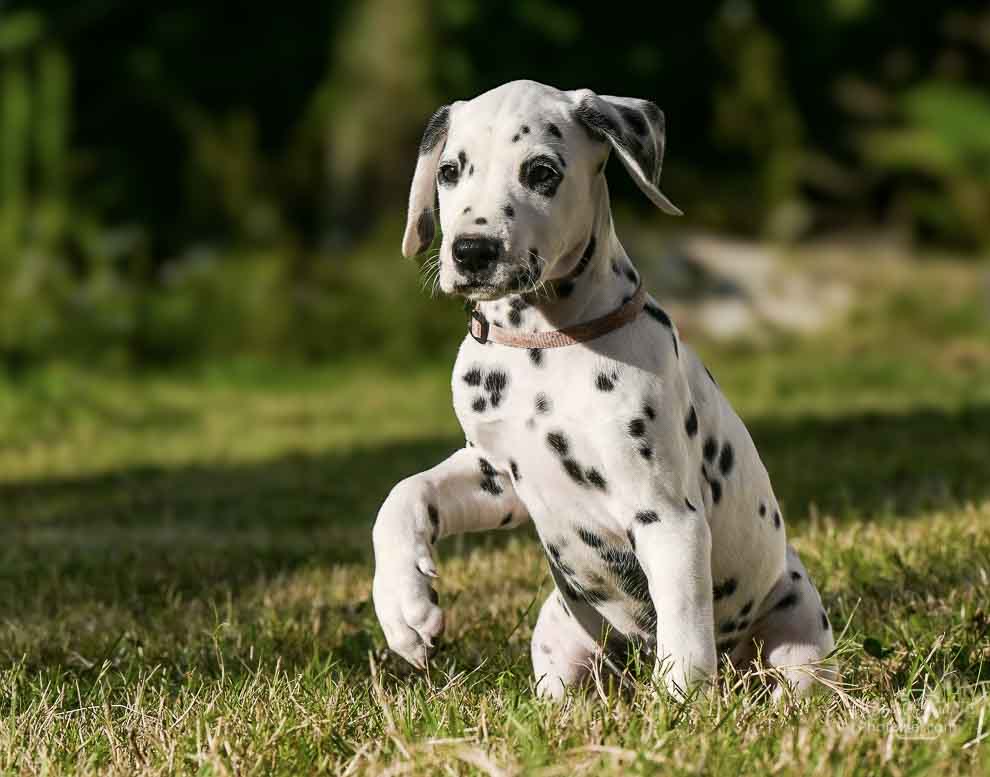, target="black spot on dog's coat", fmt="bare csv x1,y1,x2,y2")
556,279,575,298
472,397,487,413
713,578,738,601
427,503,439,543
740,600,754,616
821,611,830,631
546,431,569,457
638,445,653,460
709,478,722,503
521,125,530,134
628,418,646,438
503,204,515,218
635,510,660,525
546,122,562,139
529,348,543,366
685,406,698,438
508,308,522,327
790,571,802,581
703,437,718,462
577,526,604,549
595,372,615,392
775,591,800,610
759,501,767,517
510,460,520,480
478,457,503,496
562,458,585,484
457,150,467,168
586,468,607,491
643,403,656,420
685,497,697,512
644,302,679,356
718,620,737,634
500,512,513,527
535,393,552,414
463,367,482,387
773,510,782,529
719,443,734,476
484,370,507,406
